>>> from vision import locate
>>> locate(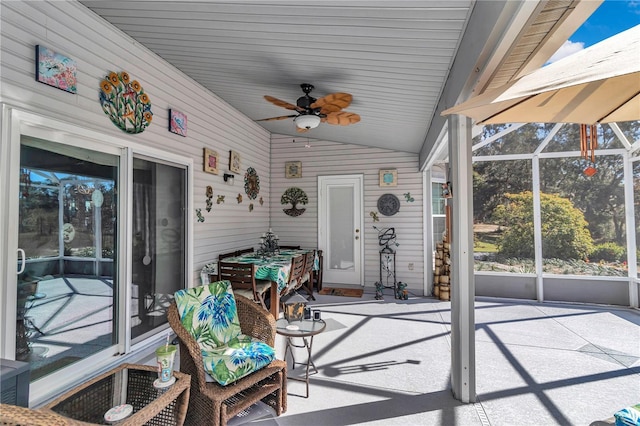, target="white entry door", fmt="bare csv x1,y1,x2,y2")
318,174,364,285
